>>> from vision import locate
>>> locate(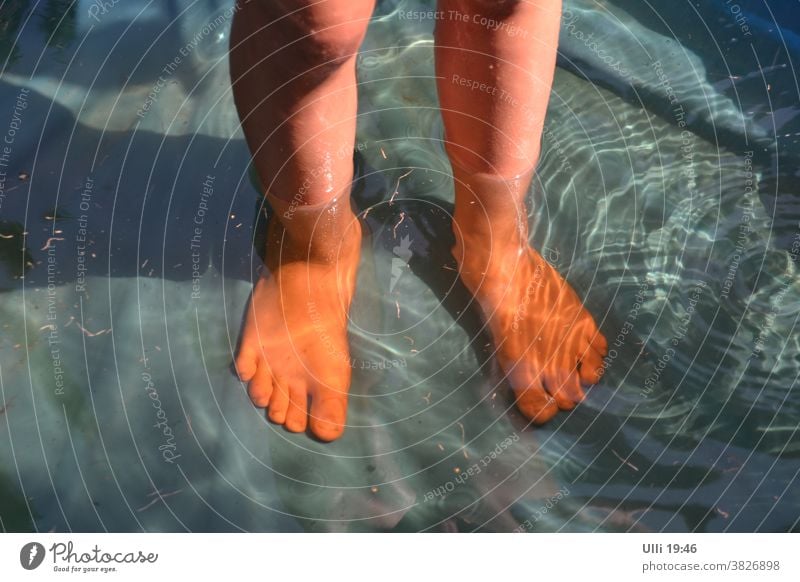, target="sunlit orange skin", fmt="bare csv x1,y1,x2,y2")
230,0,606,440
235,195,361,441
